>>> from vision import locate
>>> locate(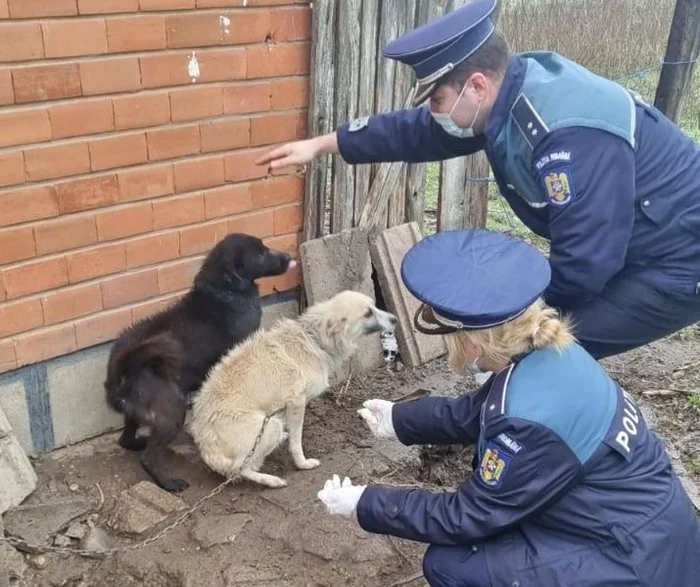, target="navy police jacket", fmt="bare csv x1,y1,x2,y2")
356,344,700,586
337,52,700,310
